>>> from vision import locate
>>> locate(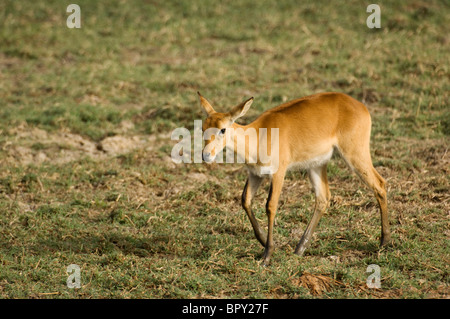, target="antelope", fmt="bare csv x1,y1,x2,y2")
197,91,391,265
